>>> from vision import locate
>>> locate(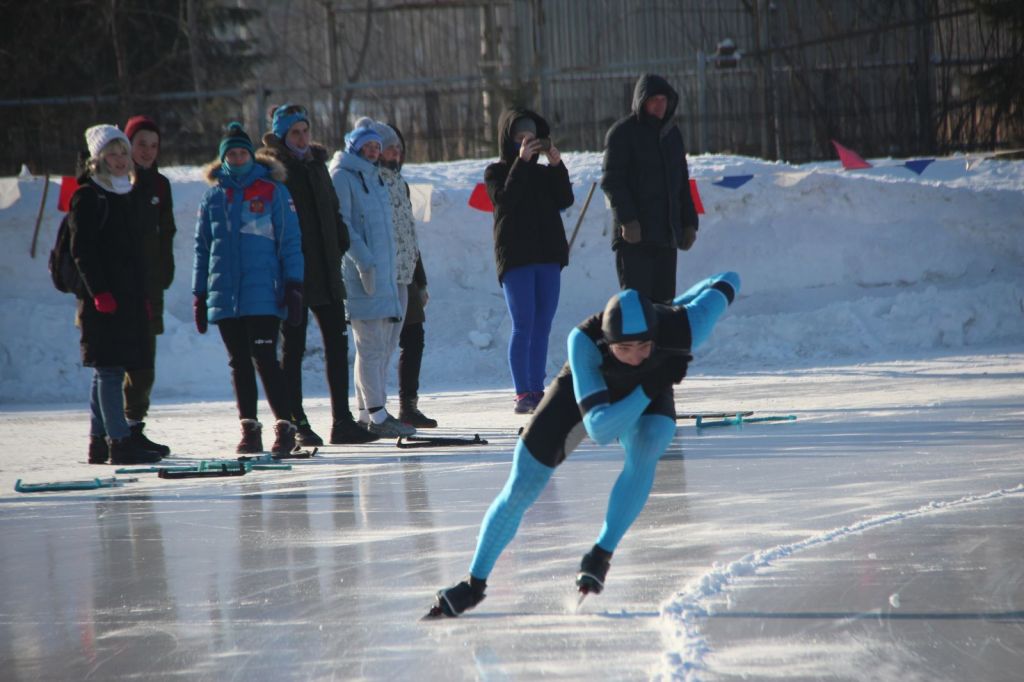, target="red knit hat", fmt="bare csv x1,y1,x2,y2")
124,115,160,141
